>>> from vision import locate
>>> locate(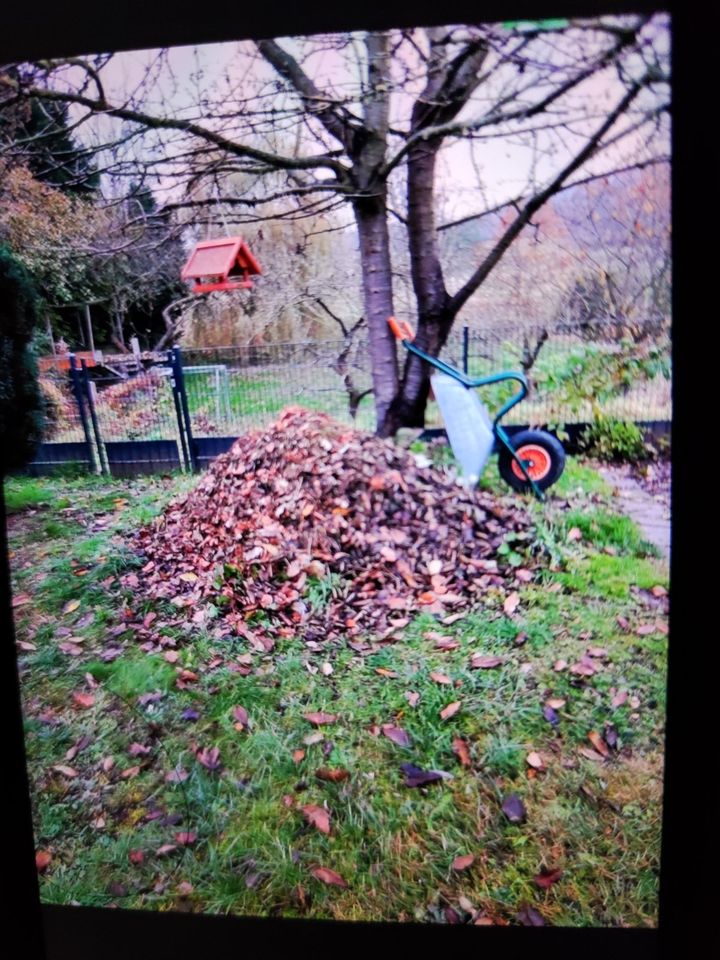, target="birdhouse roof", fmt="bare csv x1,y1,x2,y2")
180,236,262,281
